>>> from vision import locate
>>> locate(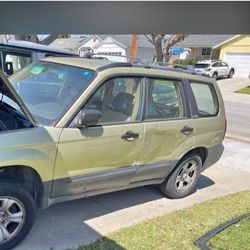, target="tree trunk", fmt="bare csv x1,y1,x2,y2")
154,34,164,62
